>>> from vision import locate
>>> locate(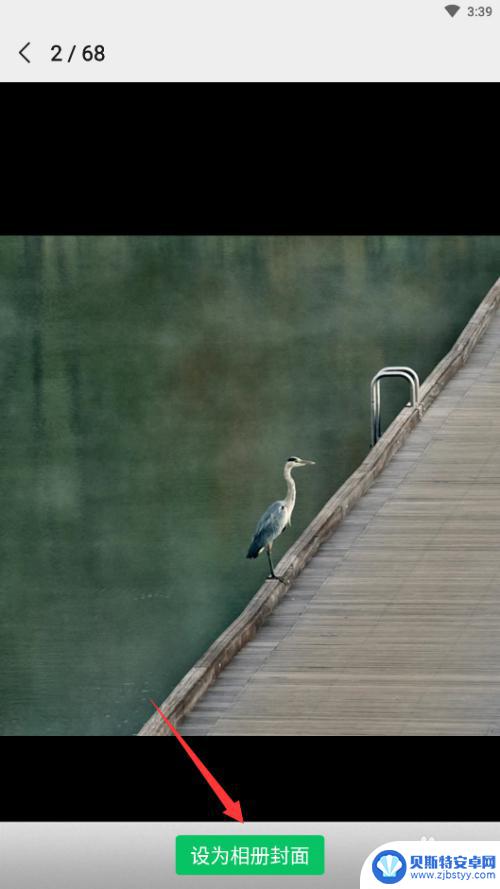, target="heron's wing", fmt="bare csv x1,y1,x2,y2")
254,500,287,540
247,500,288,558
